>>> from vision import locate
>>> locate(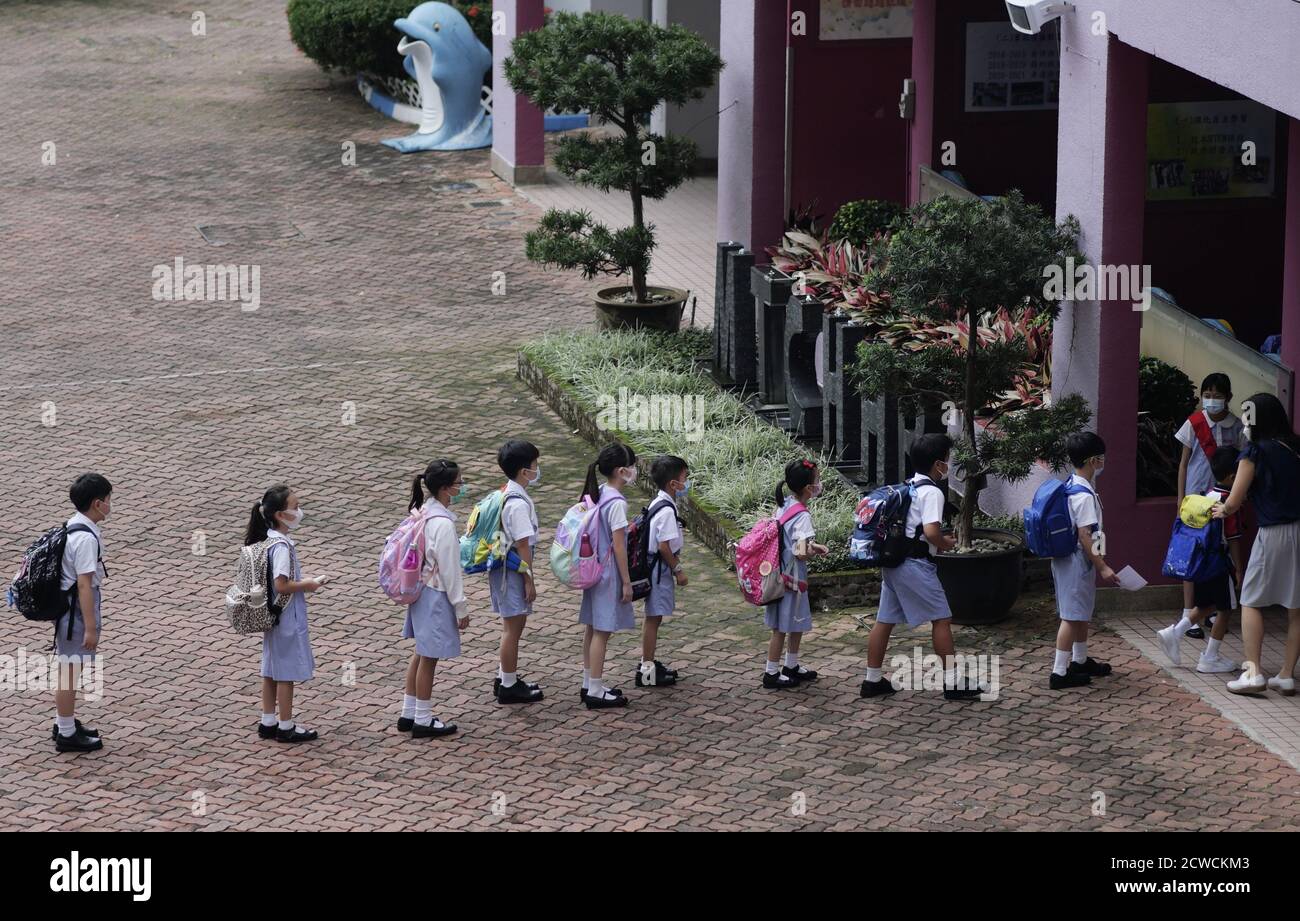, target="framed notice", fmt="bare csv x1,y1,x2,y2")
1146,100,1276,200
963,21,1059,112
819,0,914,41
